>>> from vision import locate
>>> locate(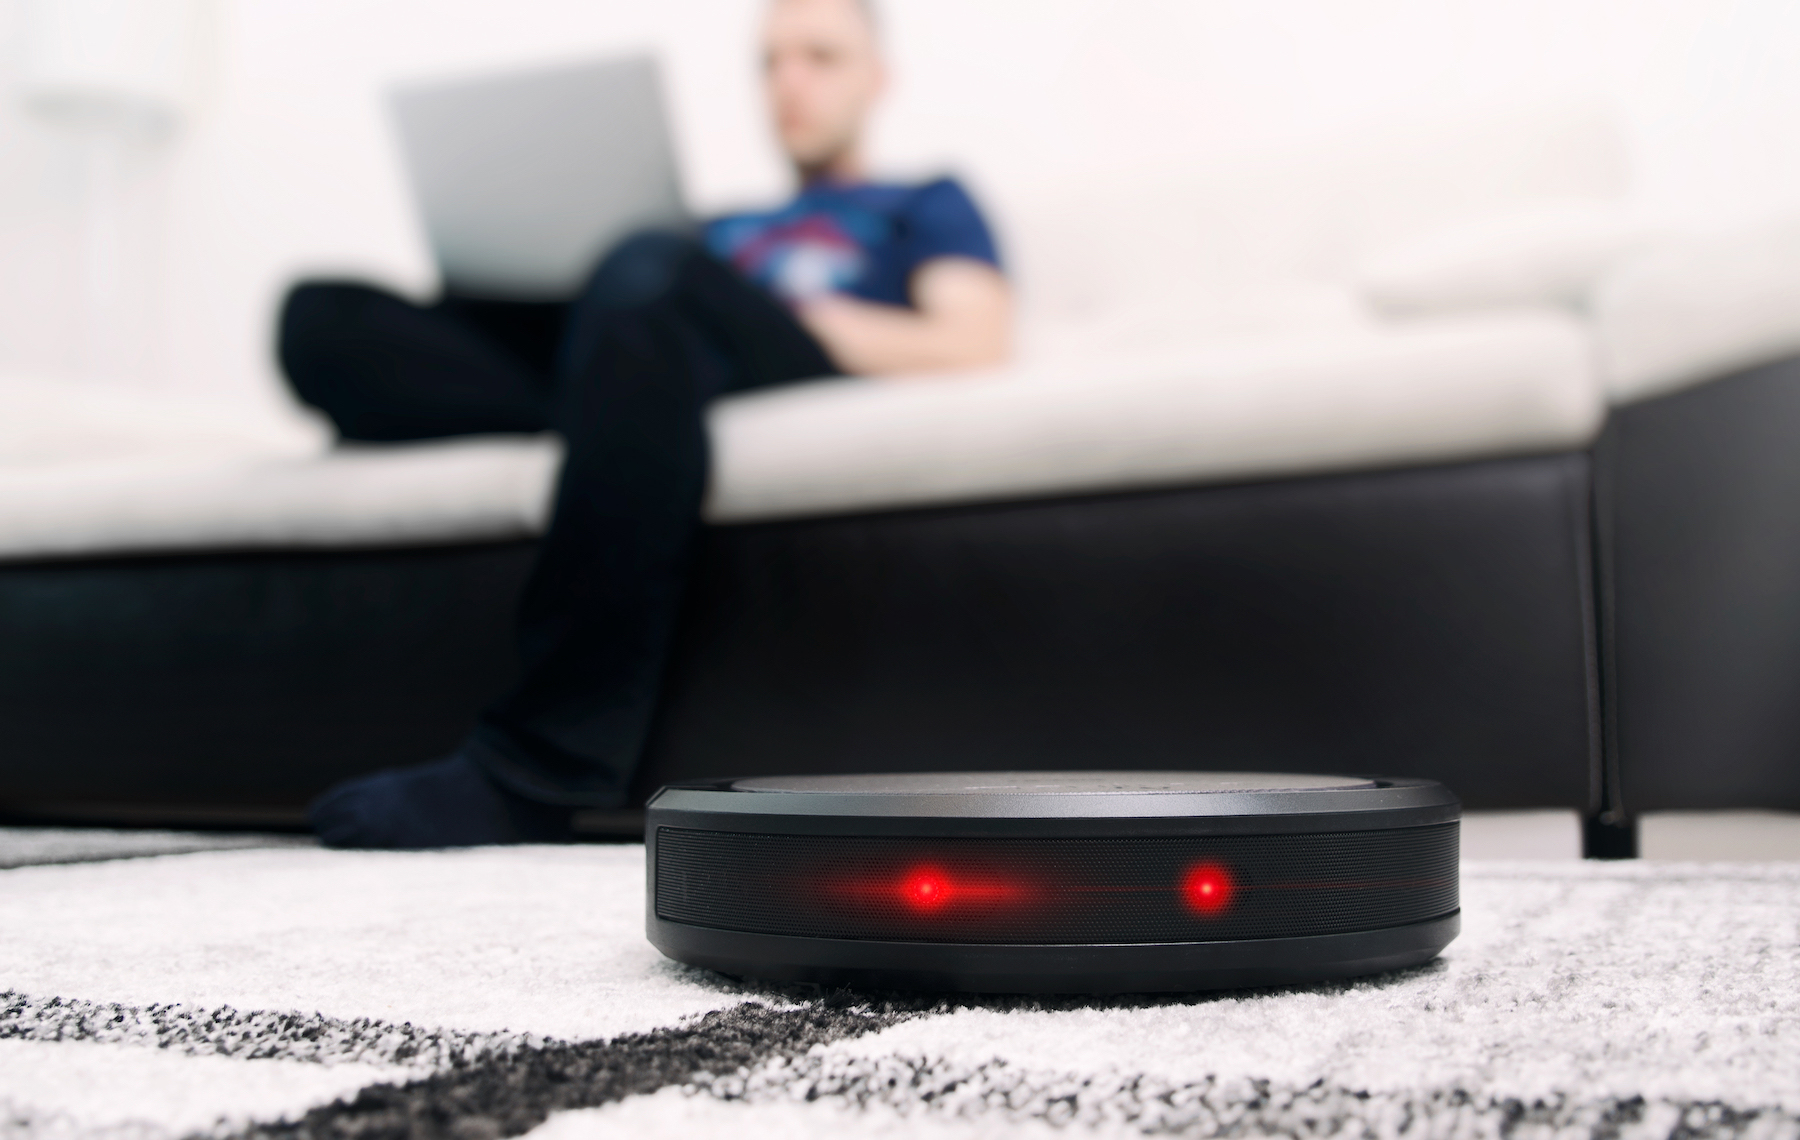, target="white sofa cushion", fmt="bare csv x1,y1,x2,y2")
1594,215,1800,404
707,312,1601,522
1018,282,1375,366
998,103,1629,333
0,312,1602,561
0,377,328,468
0,436,561,562
1355,205,1657,317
